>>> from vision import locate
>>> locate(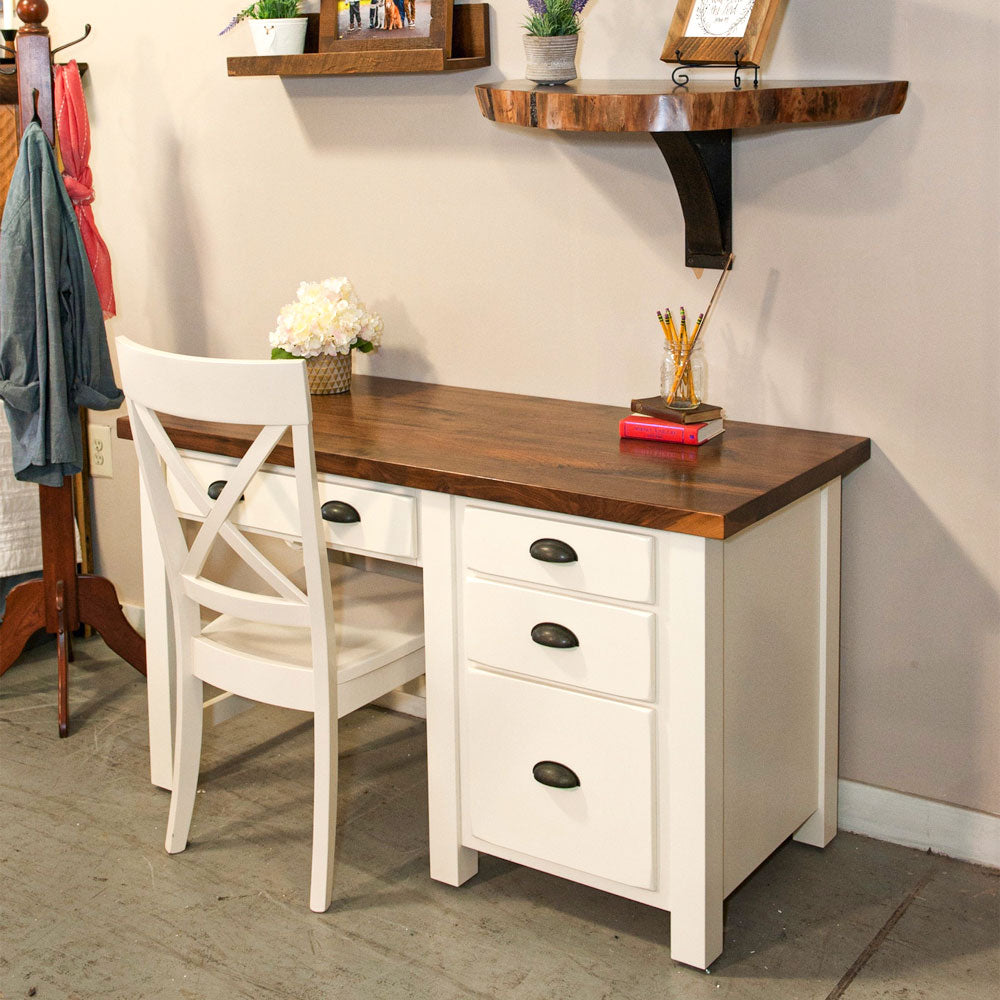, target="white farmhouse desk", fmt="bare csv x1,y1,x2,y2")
117,375,870,970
